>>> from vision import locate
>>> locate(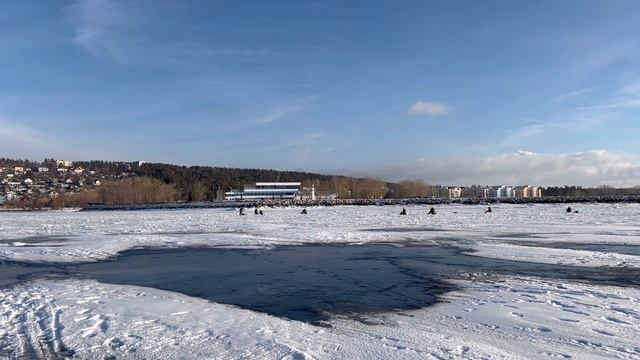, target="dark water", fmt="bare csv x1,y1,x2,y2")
2,243,640,323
